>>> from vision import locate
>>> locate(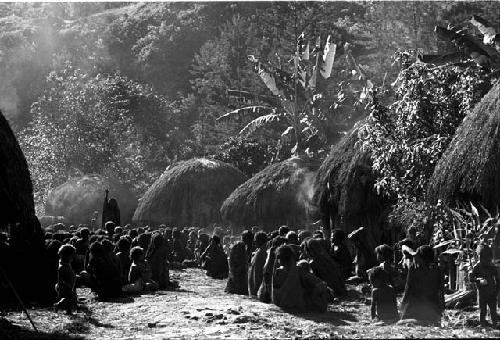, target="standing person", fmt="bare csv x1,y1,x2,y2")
469,244,499,327
330,229,353,279
400,245,445,325
102,189,120,228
